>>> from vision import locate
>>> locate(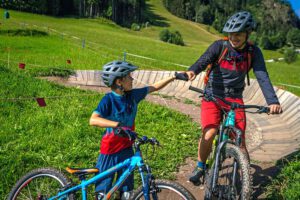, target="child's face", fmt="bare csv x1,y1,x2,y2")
228,32,247,49
121,73,134,91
